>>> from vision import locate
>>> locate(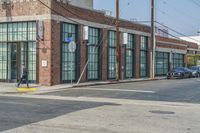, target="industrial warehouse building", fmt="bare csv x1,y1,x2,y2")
0,0,198,86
